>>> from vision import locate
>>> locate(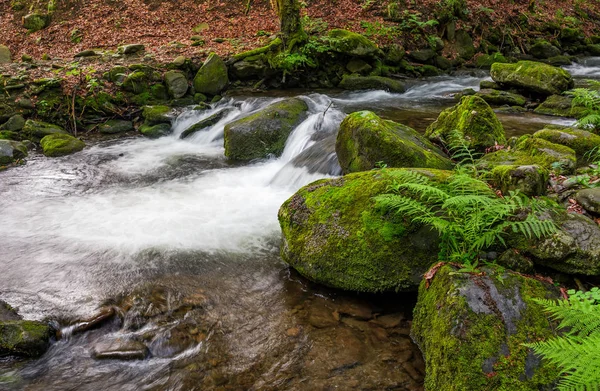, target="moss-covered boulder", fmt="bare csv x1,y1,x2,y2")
22,120,68,143
475,53,508,68
510,211,600,275
0,115,25,132
490,61,574,96
22,13,50,32
0,320,53,357
164,71,188,99
425,95,506,150
0,45,11,63
0,140,27,164
529,40,561,59
336,111,453,174
121,66,162,94
327,29,380,57
533,126,600,159
489,165,549,196
533,95,585,118
180,108,231,139
139,123,172,139
142,105,171,125
98,119,134,134
338,75,405,93
478,135,576,175
224,98,308,160
412,264,561,390
193,53,228,96
476,89,527,107
278,169,448,292
576,188,600,214
40,134,85,157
